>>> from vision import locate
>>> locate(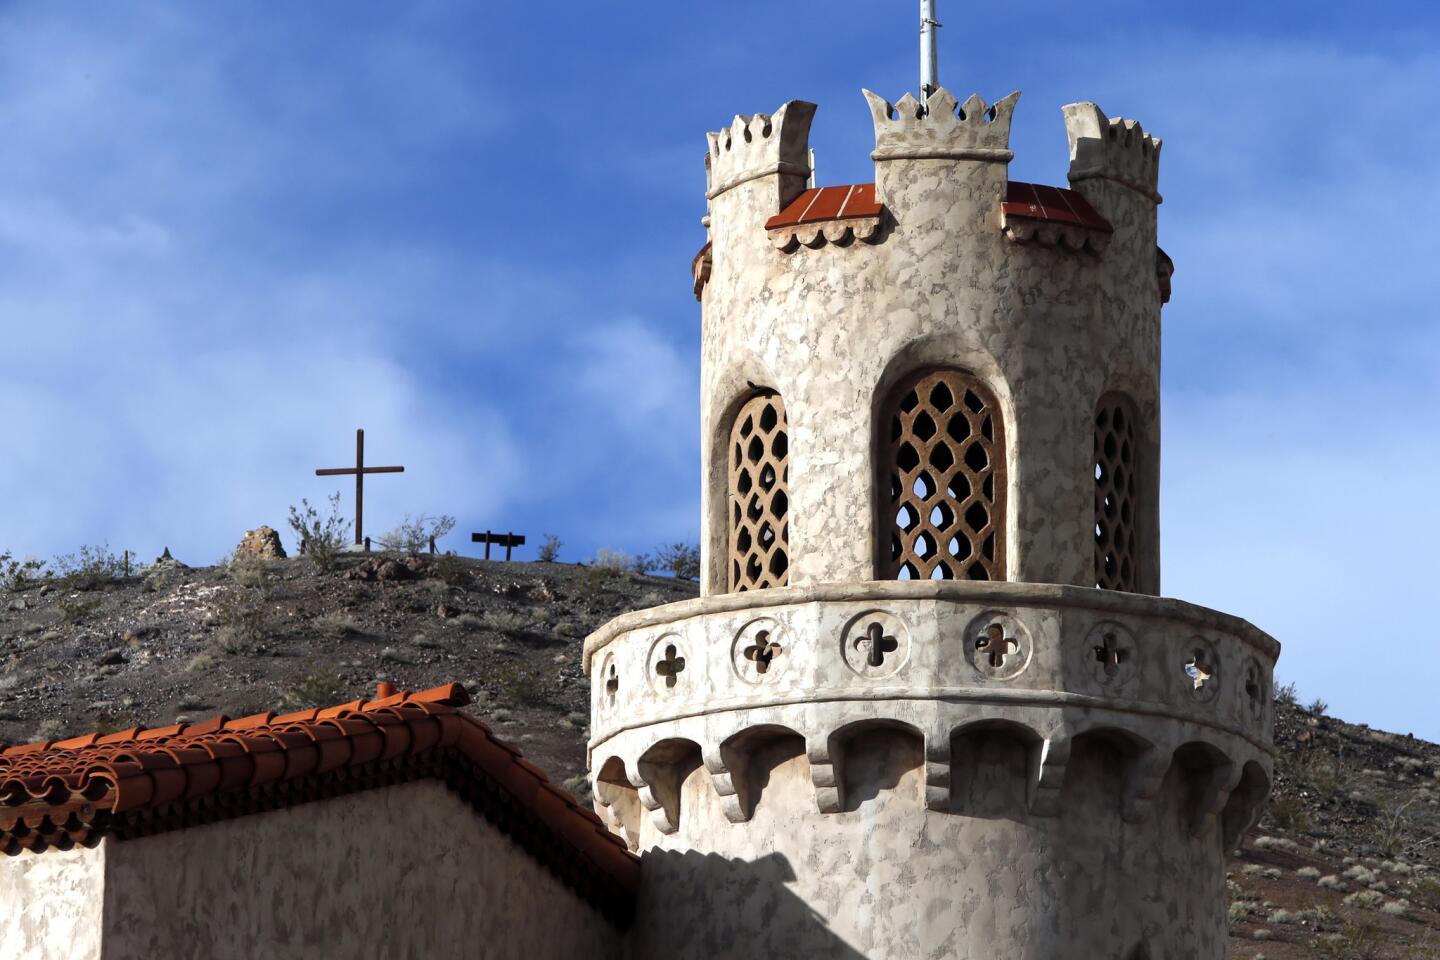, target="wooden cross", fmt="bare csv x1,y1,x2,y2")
743,629,783,675
976,623,1018,668
315,429,405,545
858,622,899,668
472,531,526,561
1093,631,1128,677
654,644,686,688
